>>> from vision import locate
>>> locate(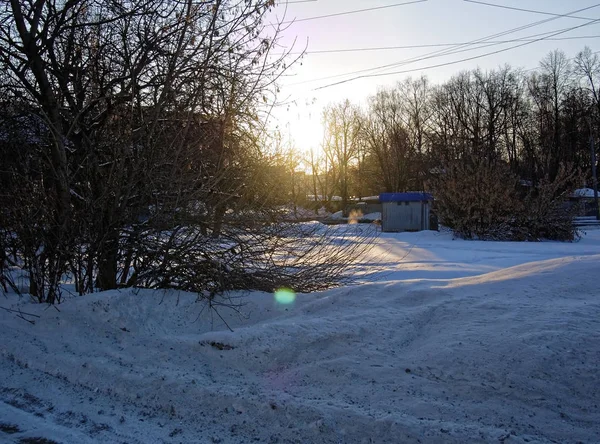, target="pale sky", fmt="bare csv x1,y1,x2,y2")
265,0,600,154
